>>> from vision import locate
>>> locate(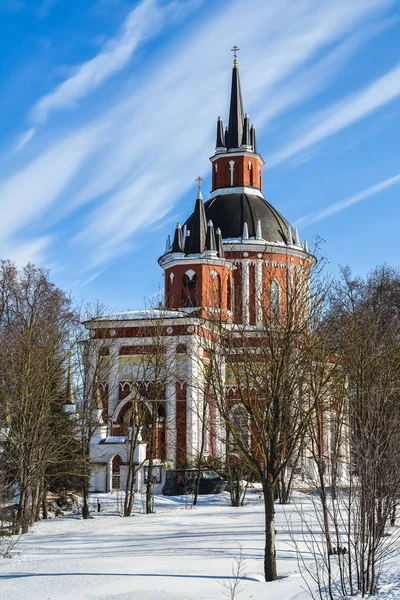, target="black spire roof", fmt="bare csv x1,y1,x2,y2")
250,124,257,153
242,113,250,146
205,220,217,252
186,191,207,254
225,61,244,149
185,193,292,244
216,117,225,149
171,222,183,252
